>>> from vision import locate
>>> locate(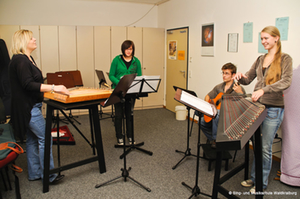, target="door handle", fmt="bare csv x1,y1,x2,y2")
180,70,185,78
